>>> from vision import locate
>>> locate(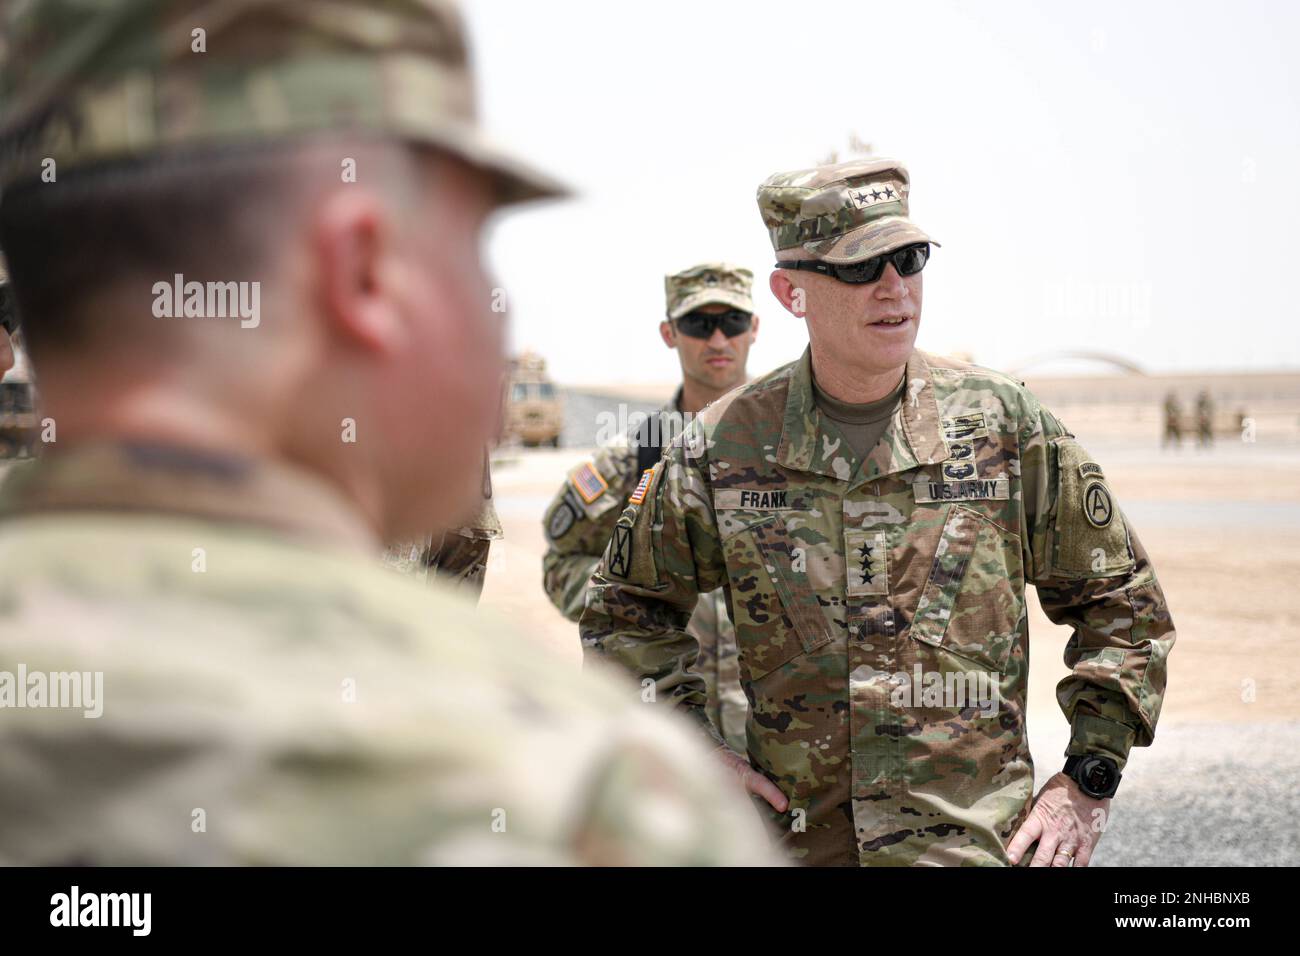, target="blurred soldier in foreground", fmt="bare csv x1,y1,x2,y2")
581,157,1176,866
0,0,774,865
543,263,757,750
